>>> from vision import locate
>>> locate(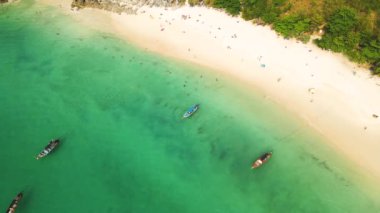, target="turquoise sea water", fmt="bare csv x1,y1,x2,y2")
1,1,380,212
